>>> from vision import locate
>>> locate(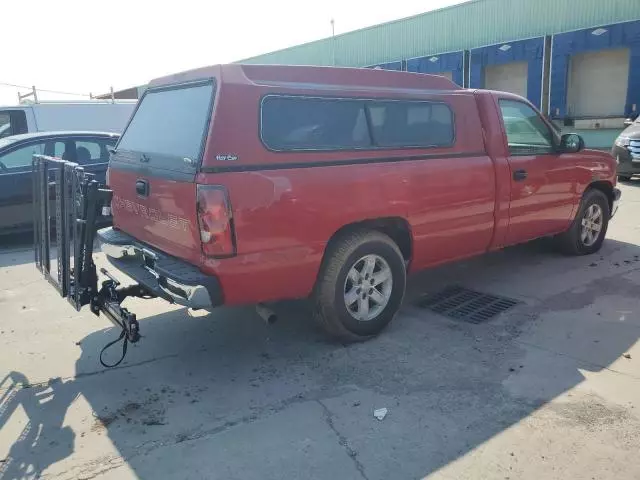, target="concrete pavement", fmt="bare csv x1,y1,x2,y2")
1,183,640,479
